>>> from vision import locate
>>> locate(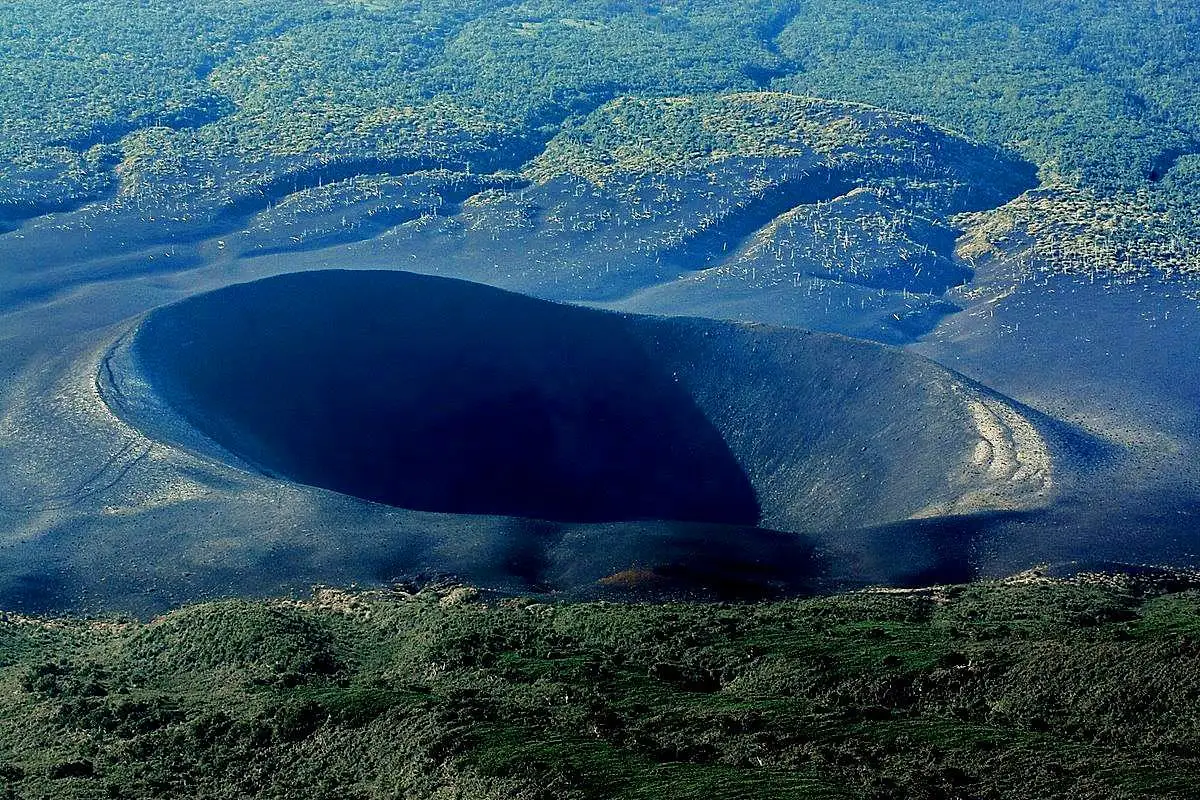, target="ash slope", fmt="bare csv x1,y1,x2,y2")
103,269,1053,540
